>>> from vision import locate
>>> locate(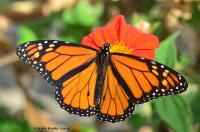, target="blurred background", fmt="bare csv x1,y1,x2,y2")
0,0,200,132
